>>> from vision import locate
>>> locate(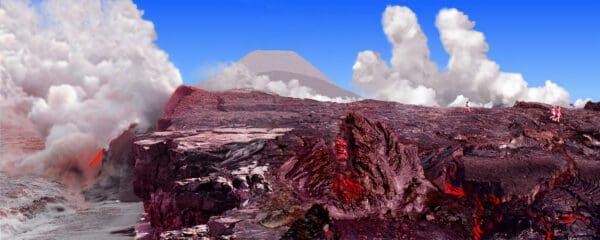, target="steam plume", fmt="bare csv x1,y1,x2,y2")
0,0,181,185
353,6,571,107
574,98,593,108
